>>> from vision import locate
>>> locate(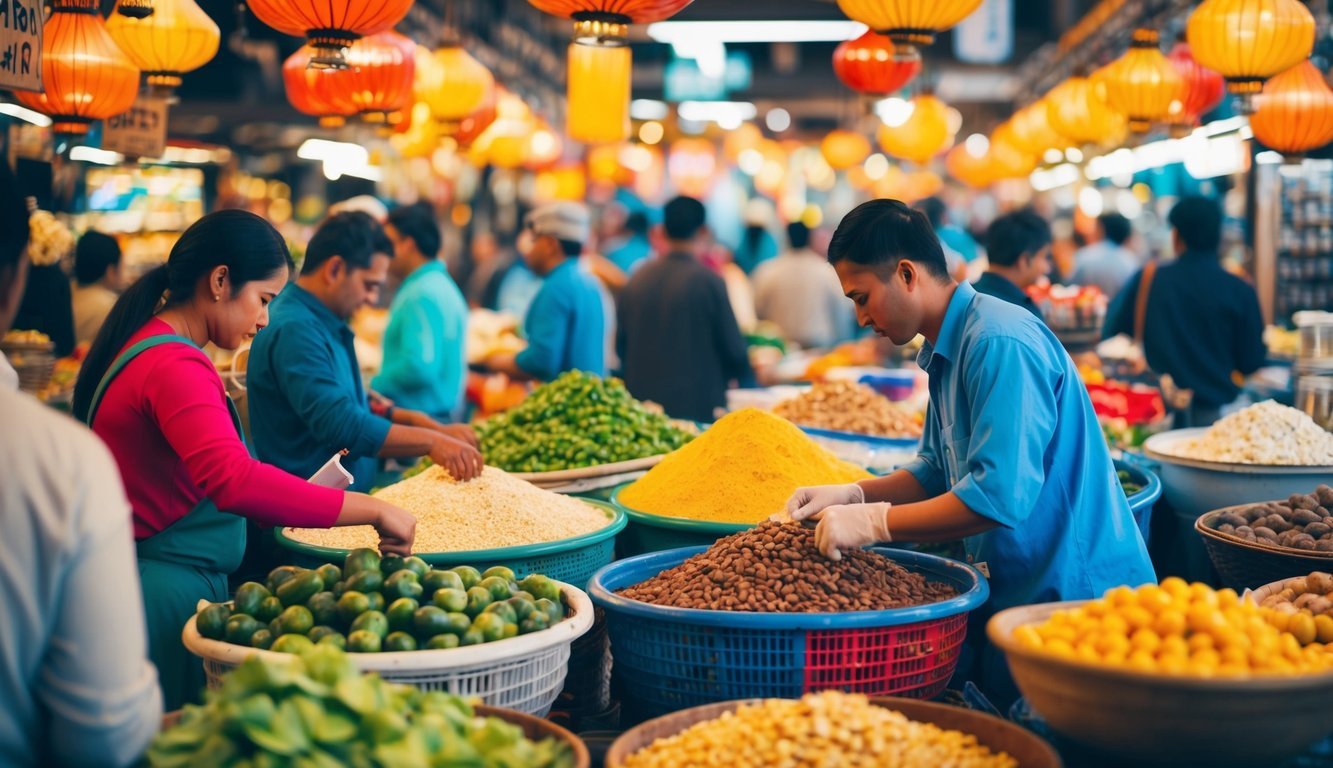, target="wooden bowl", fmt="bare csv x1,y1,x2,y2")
604,696,1061,767
990,601,1333,766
